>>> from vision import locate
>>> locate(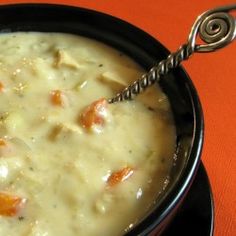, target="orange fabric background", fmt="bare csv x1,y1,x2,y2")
0,0,235,235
